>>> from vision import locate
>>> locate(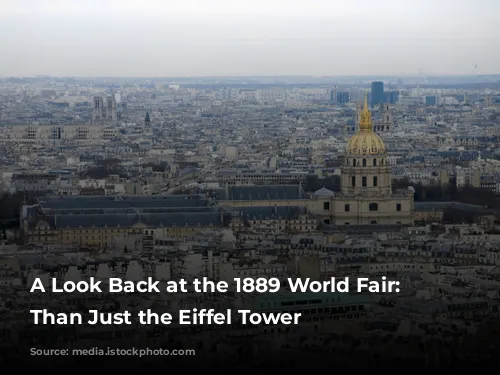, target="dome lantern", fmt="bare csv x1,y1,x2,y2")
346,92,386,155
